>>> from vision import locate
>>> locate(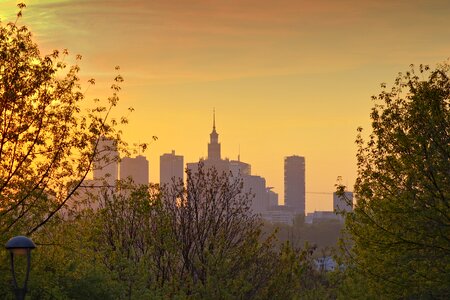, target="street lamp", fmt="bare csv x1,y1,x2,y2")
5,236,36,300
